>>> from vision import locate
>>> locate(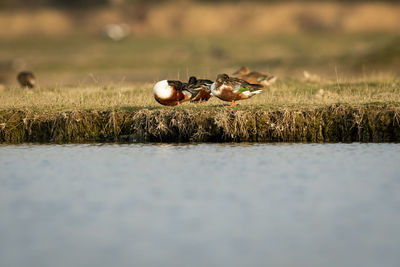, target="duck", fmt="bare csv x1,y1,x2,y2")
210,73,263,107
232,66,276,87
153,80,192,106
187,76,213,102
17,71,35,88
